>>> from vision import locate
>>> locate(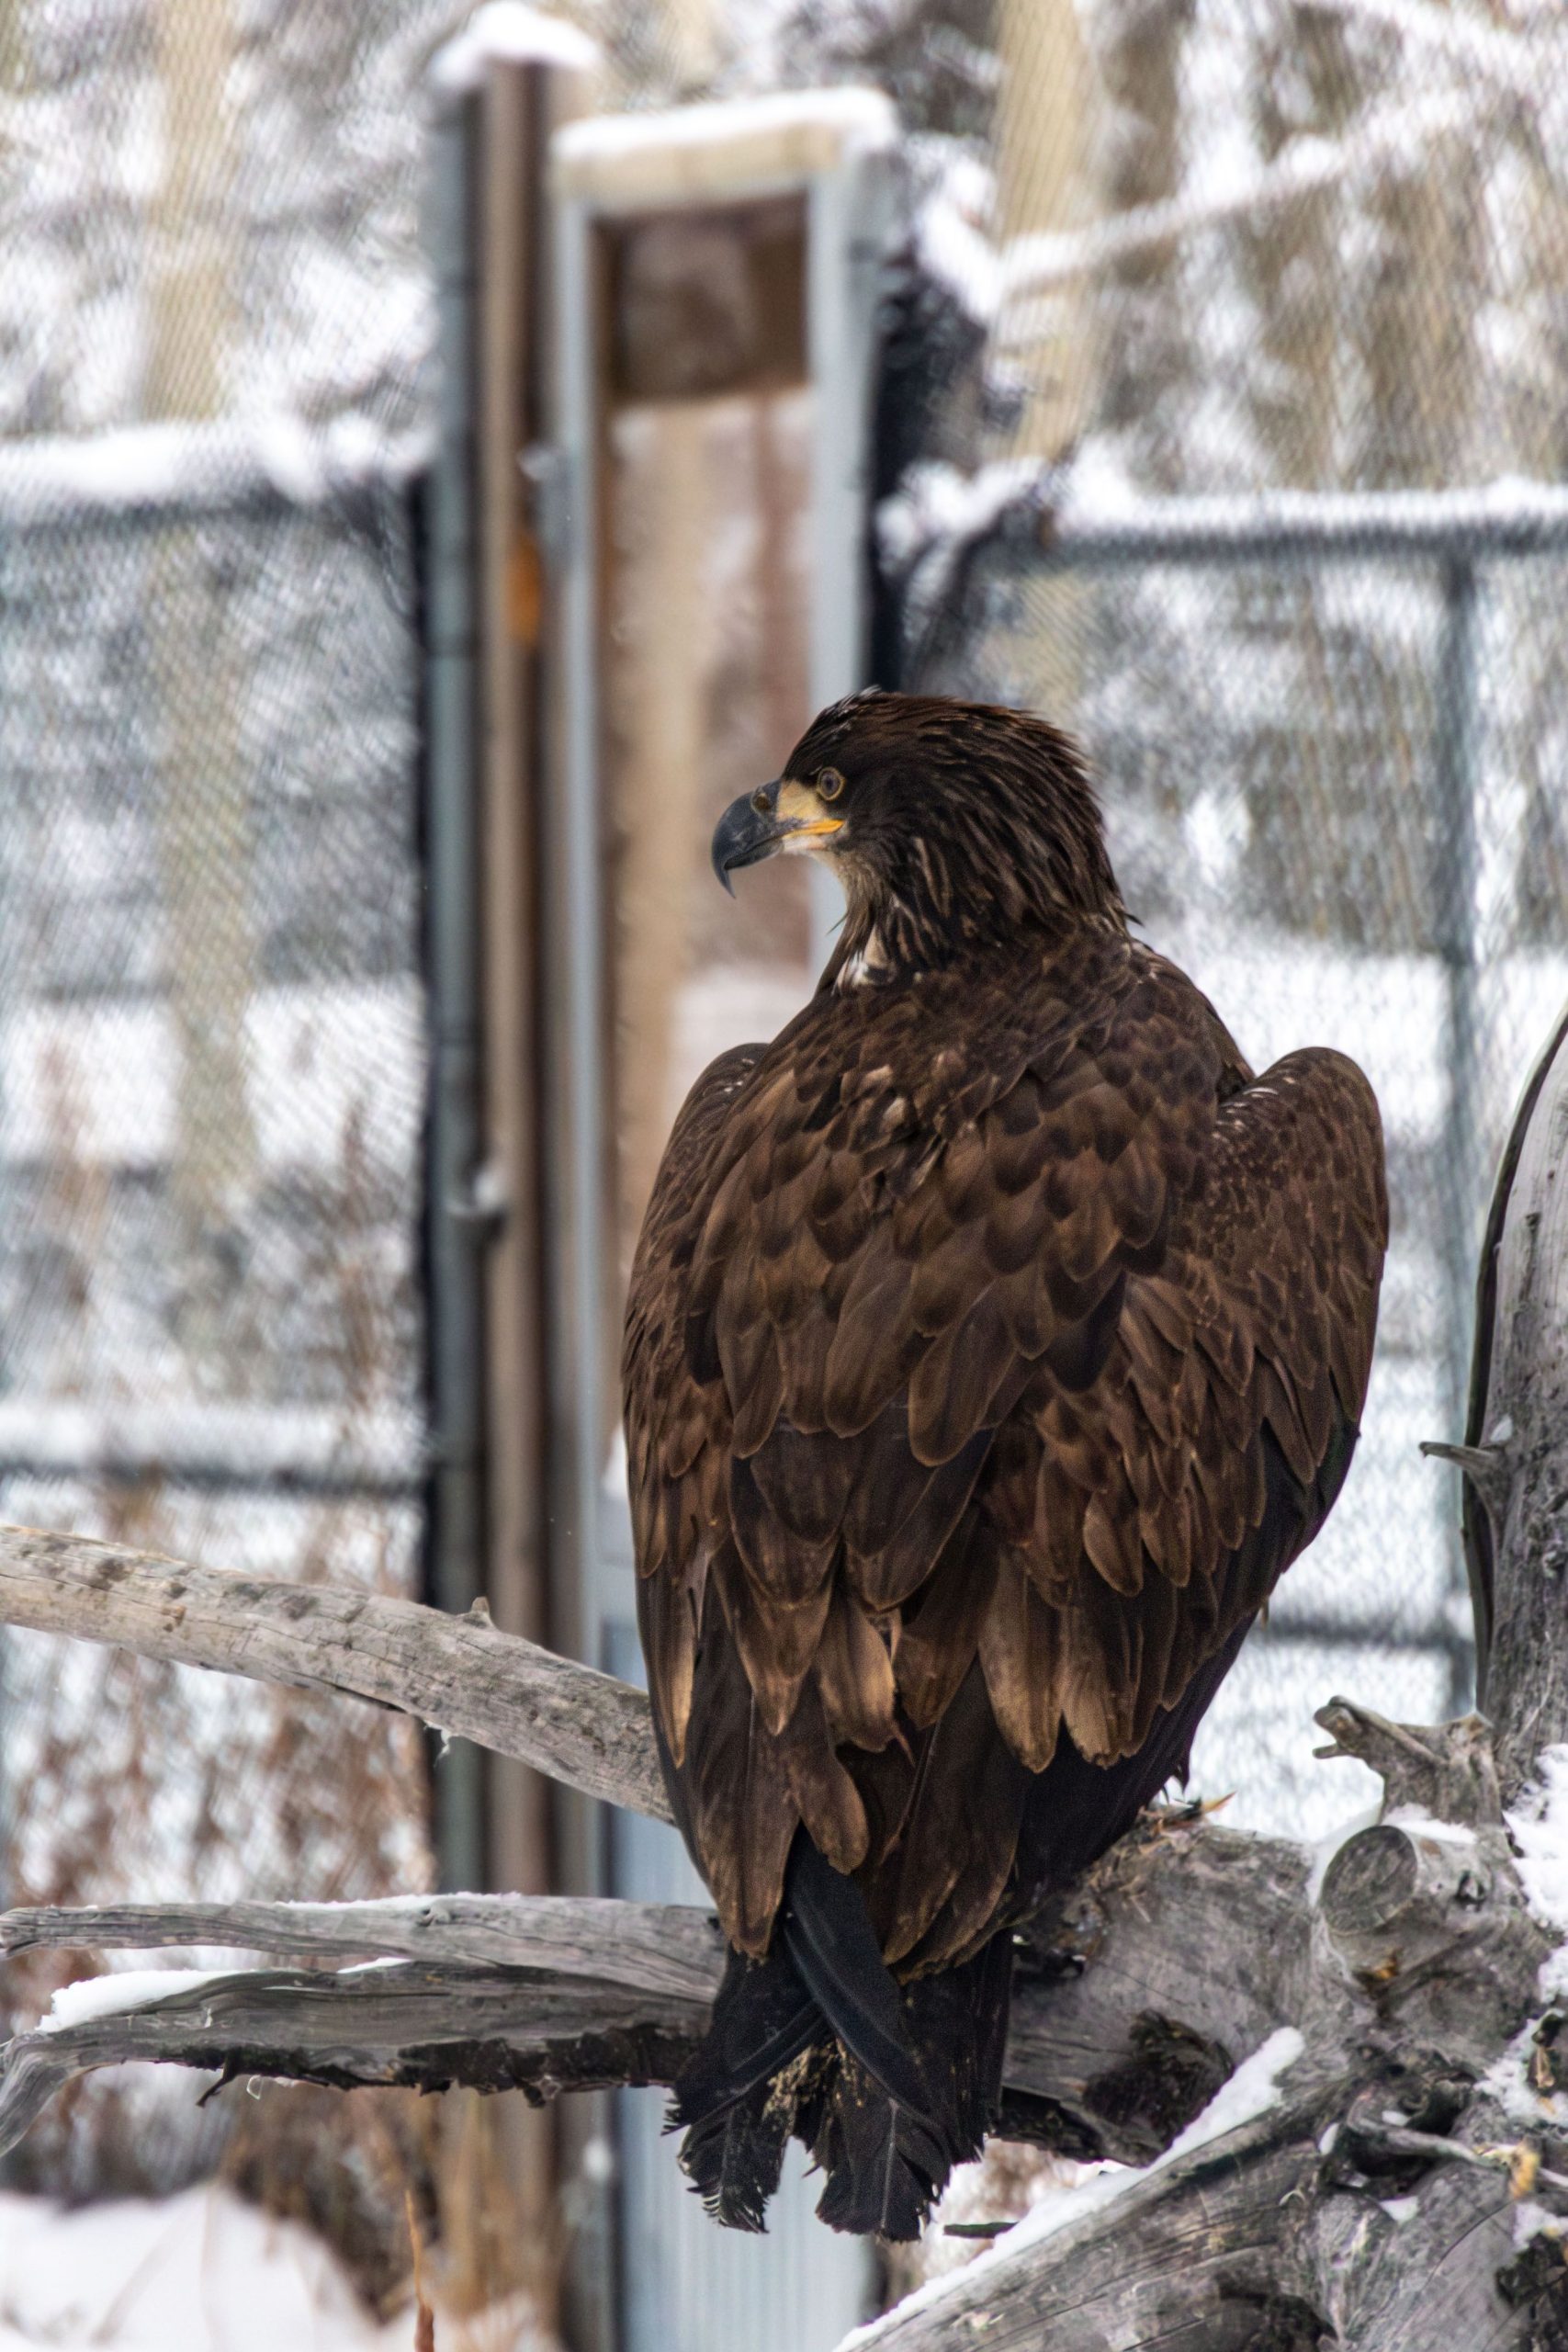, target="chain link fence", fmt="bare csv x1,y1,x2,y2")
0,0,446,2196
856,0,1568,1840
0,442,432,2193
3,0,1567,2311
